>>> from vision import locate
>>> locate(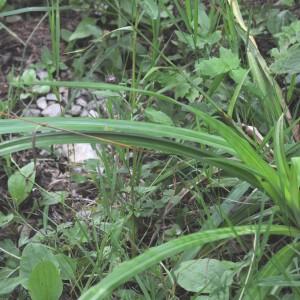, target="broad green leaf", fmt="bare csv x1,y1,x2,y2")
28,260,63,300
0,0,6,10
79,225,299,300
175,30,198,49
220,47,240,69
196,48,240,77
41,191,67,206
21,69,37,85
8,161,36,206
270,45,300,74
69,17,101,41
197,57,228,77
0,239,20,262
266,9,295,35
145,108,174,125
275,20,300,50
20,243,58,288
0,276,25,295
175,258,240,298
64,221,89,245
141,0,159,19
55,254,77,280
